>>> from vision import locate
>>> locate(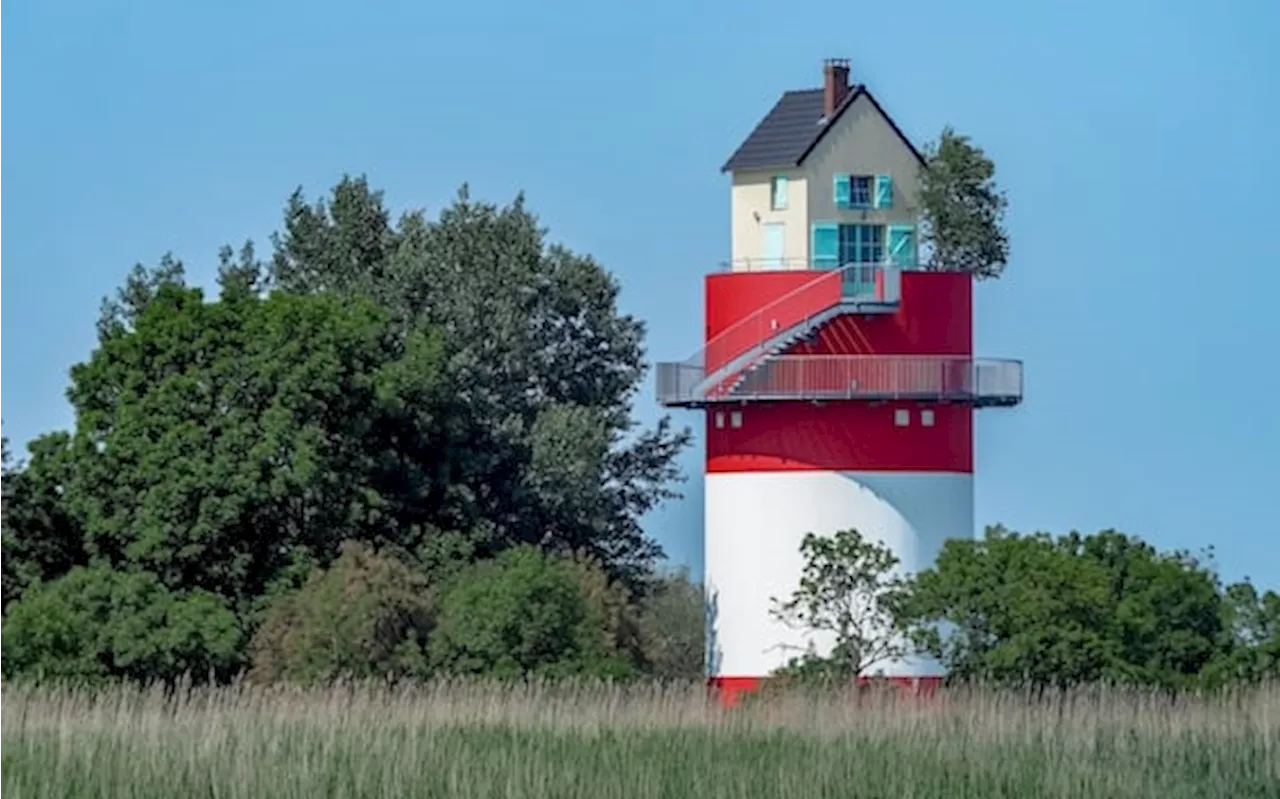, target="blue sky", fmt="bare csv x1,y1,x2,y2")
5,0,1279,589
